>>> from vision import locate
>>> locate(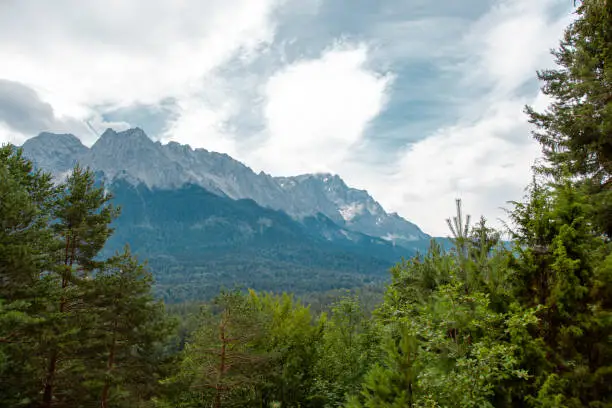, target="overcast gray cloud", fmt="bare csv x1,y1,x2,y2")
0,79,130,145
0,0,574,235
0,79,55,134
